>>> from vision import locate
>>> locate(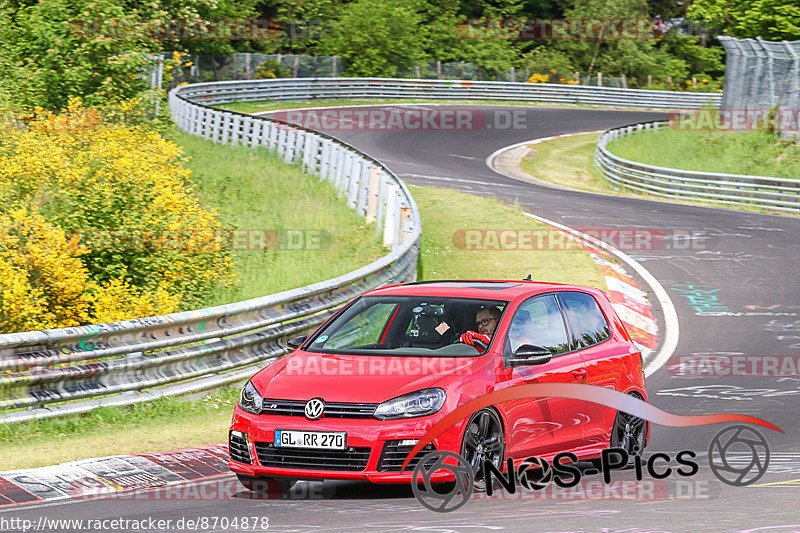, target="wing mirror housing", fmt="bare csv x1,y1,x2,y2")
287,335,308,350
508,344,552,367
